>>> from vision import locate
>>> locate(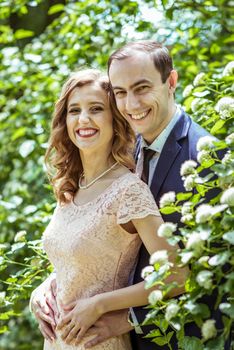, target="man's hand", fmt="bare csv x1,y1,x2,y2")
84,309,133,348
30,275,59,342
